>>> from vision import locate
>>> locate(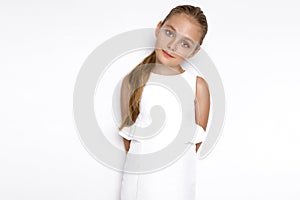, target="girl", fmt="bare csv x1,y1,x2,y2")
118,4,210,200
